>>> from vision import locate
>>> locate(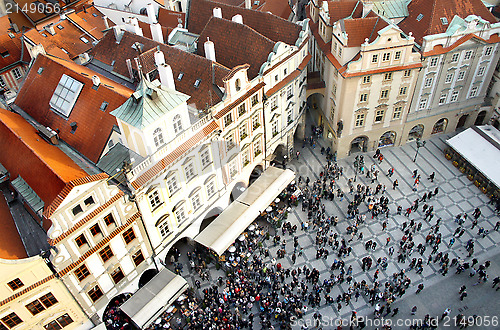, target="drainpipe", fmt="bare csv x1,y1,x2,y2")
262,94,269,169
